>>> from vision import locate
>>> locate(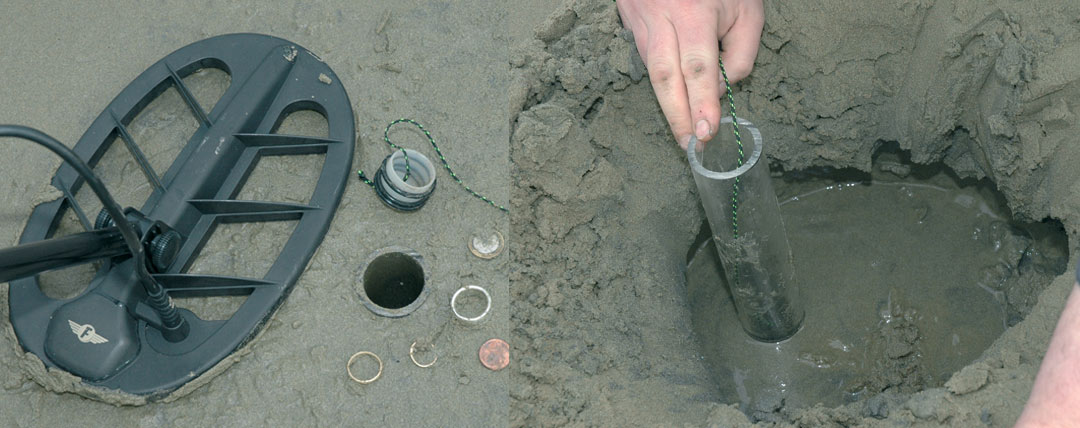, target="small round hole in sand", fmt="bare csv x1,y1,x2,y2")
356,248,429,317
